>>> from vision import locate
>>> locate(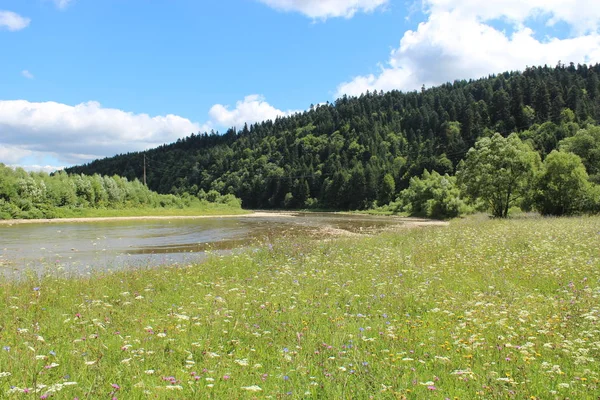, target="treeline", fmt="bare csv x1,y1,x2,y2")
0,166,241,219
382,127,600,219
66,63,600,212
